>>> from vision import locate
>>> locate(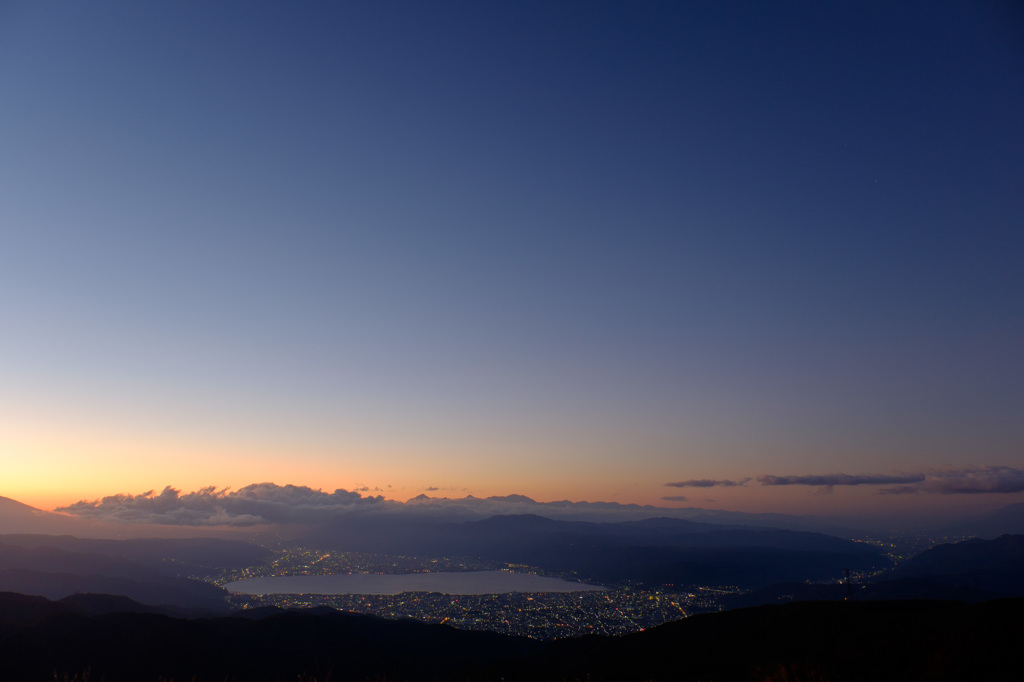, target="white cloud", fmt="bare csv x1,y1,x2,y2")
57,483,391,526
